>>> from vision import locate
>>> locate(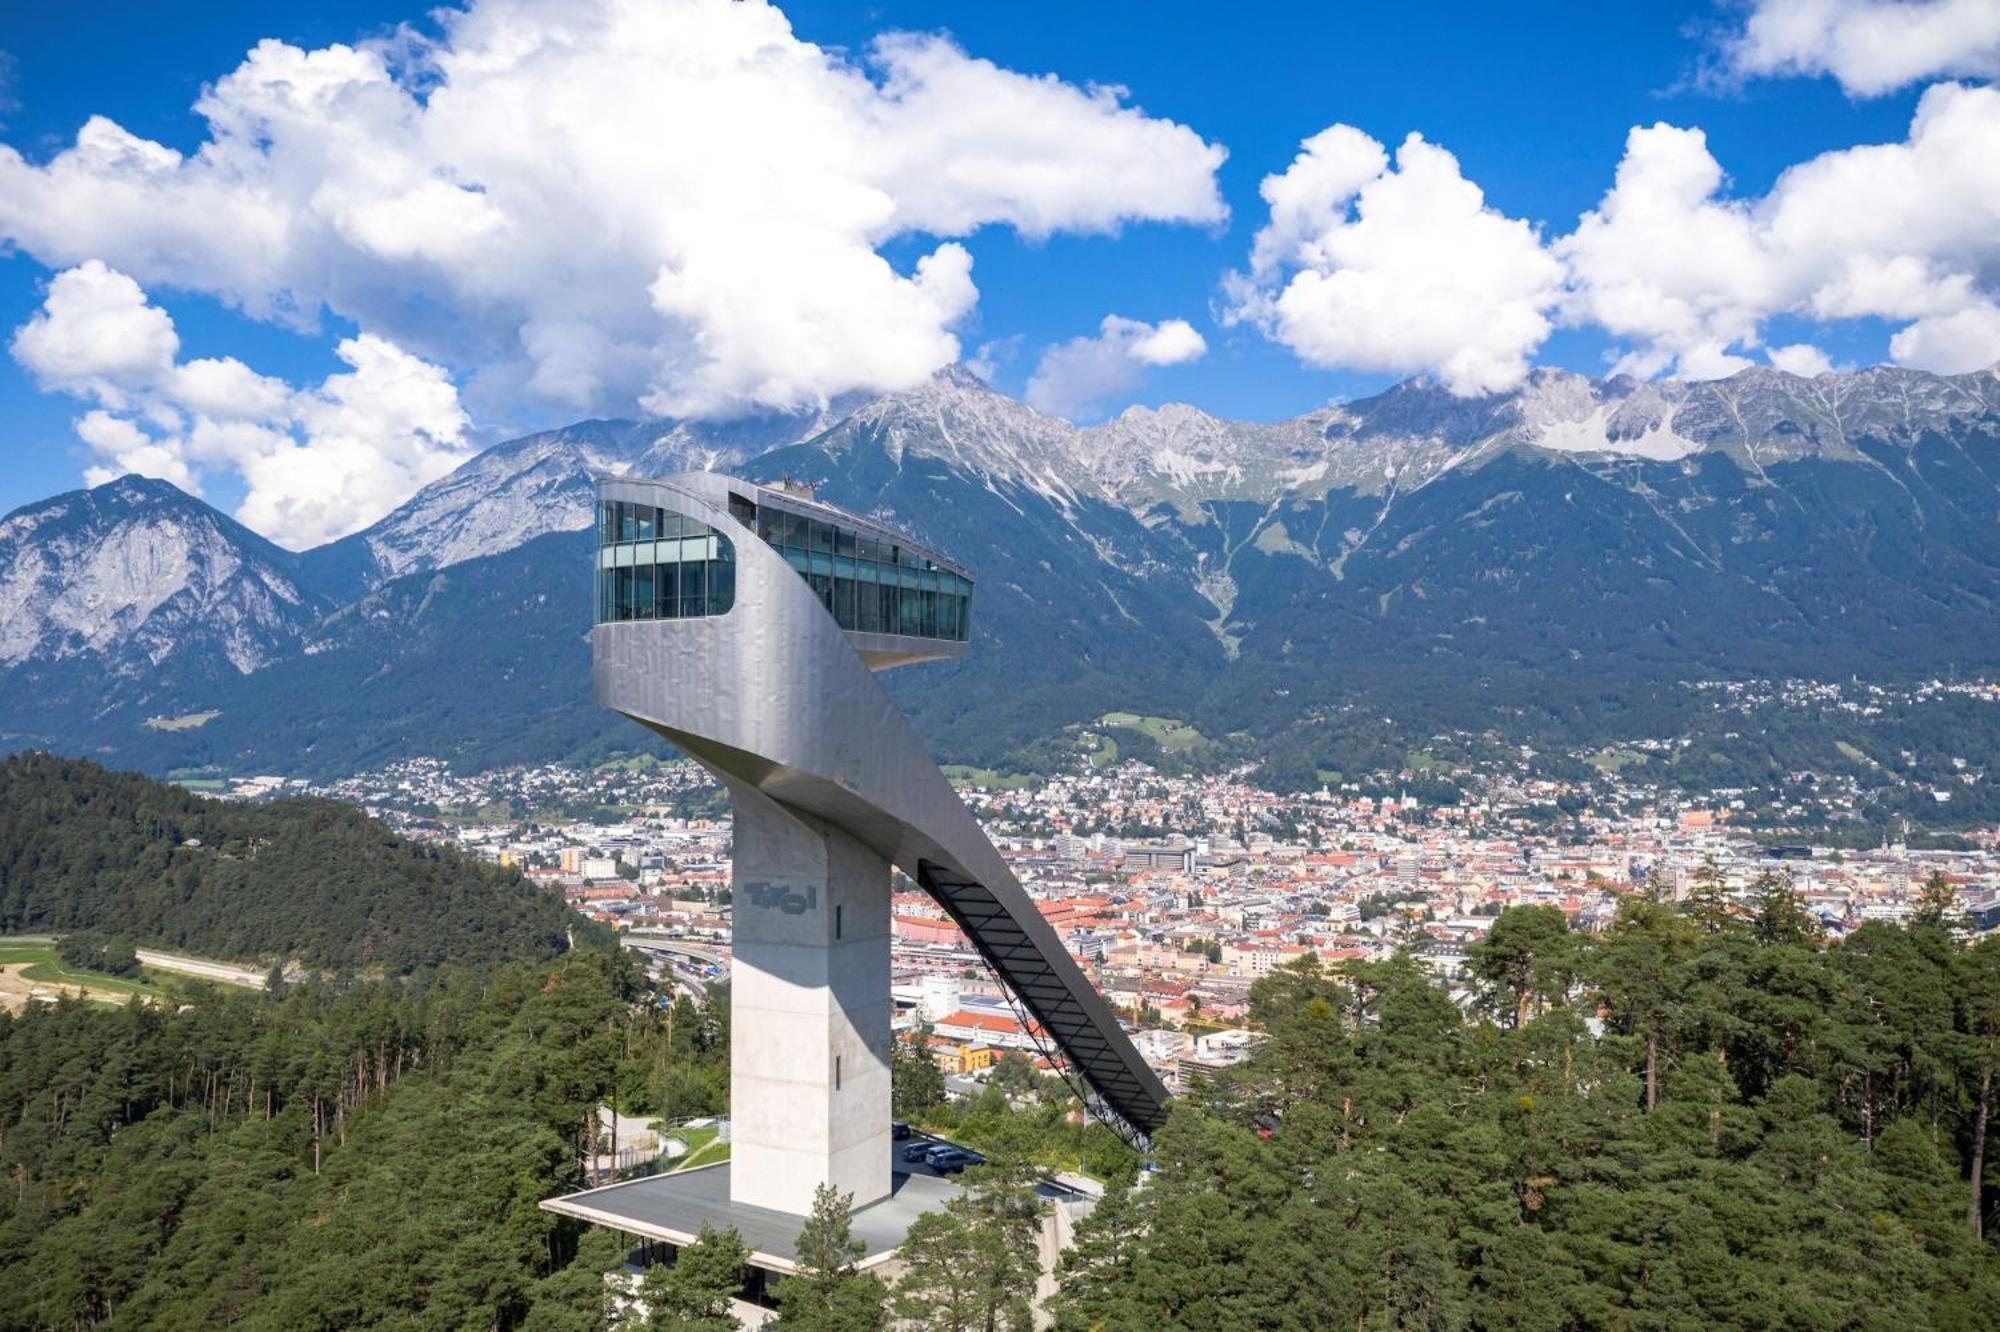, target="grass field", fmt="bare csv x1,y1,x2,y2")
1835,740,1882,769
0,941,169,1005
1586,747,1650,774
665,1124,730,1172
1097,712,1210,753
941,764,1038,791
